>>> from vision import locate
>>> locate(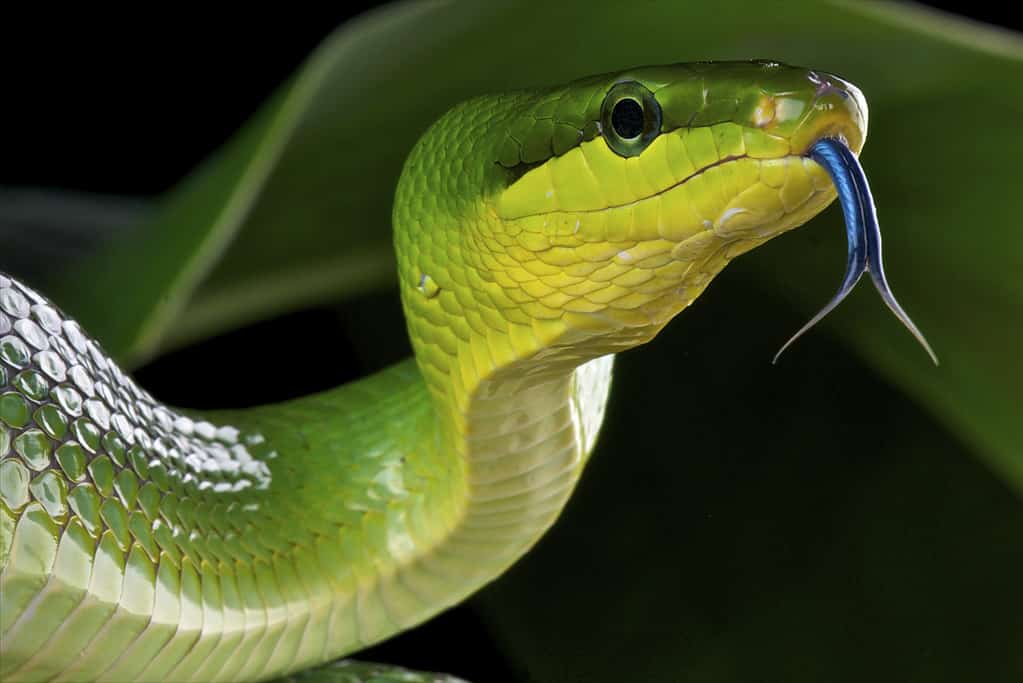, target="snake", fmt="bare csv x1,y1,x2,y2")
0,60,936,682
